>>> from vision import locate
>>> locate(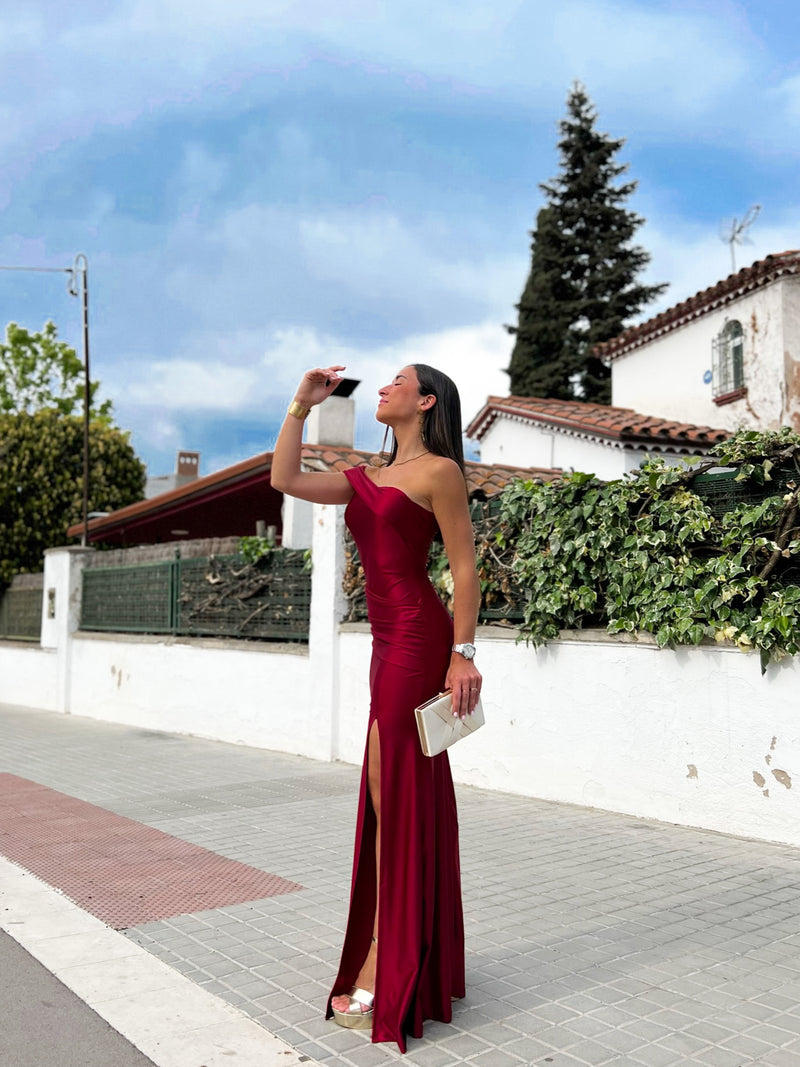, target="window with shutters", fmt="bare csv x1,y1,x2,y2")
711,320,745,404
